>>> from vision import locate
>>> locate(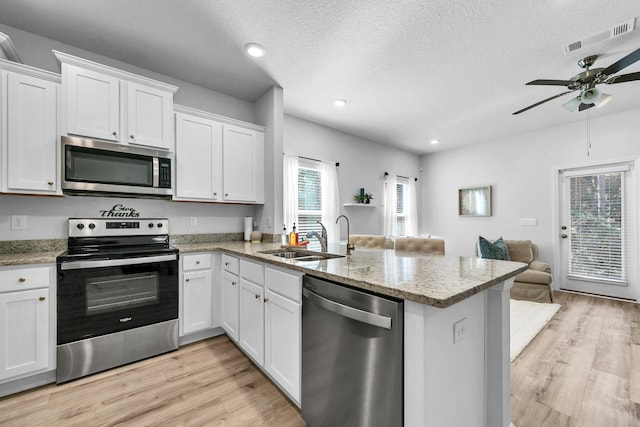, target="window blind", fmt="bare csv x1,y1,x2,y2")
297,164,322,251
568,171,626,284
396,179,407,237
